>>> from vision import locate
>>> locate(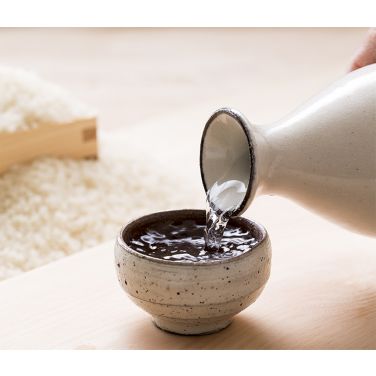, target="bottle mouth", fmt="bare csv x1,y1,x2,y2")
200,108,256,216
